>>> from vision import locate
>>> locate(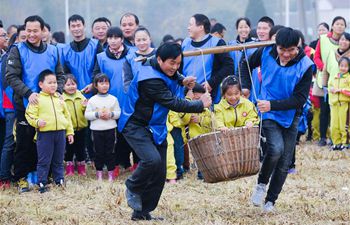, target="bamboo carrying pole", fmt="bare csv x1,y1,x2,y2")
183,40,275,57
134,41,275,62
